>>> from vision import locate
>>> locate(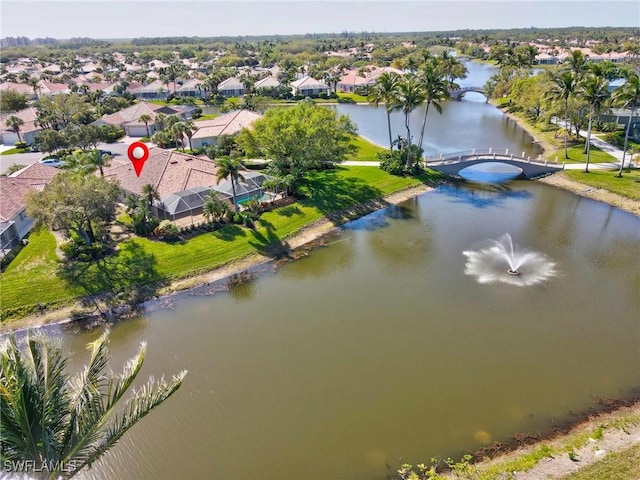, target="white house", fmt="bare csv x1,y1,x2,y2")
175,78,204,98
217,77,246,97
254,76,281,92
0,106,42,146
290,76,330,97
